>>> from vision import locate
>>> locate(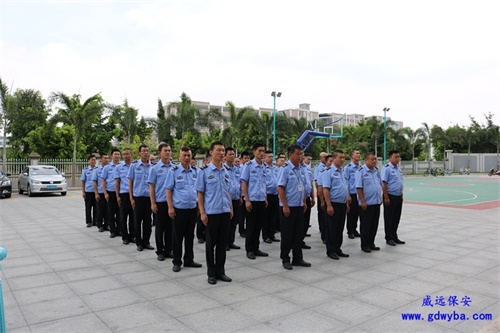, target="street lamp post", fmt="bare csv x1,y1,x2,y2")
383,107,390,163
271,91,282,159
